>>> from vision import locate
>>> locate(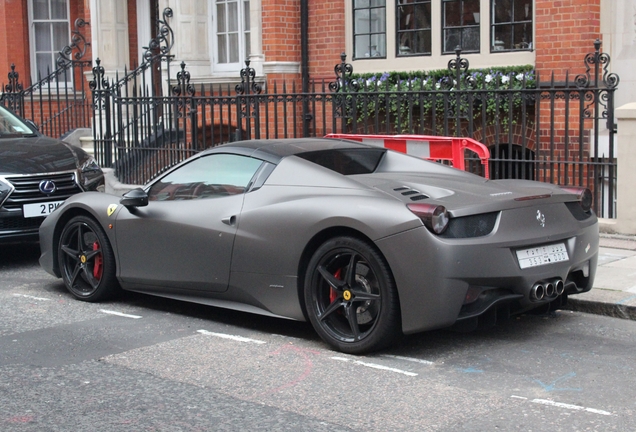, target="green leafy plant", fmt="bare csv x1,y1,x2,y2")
338,65,536,134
